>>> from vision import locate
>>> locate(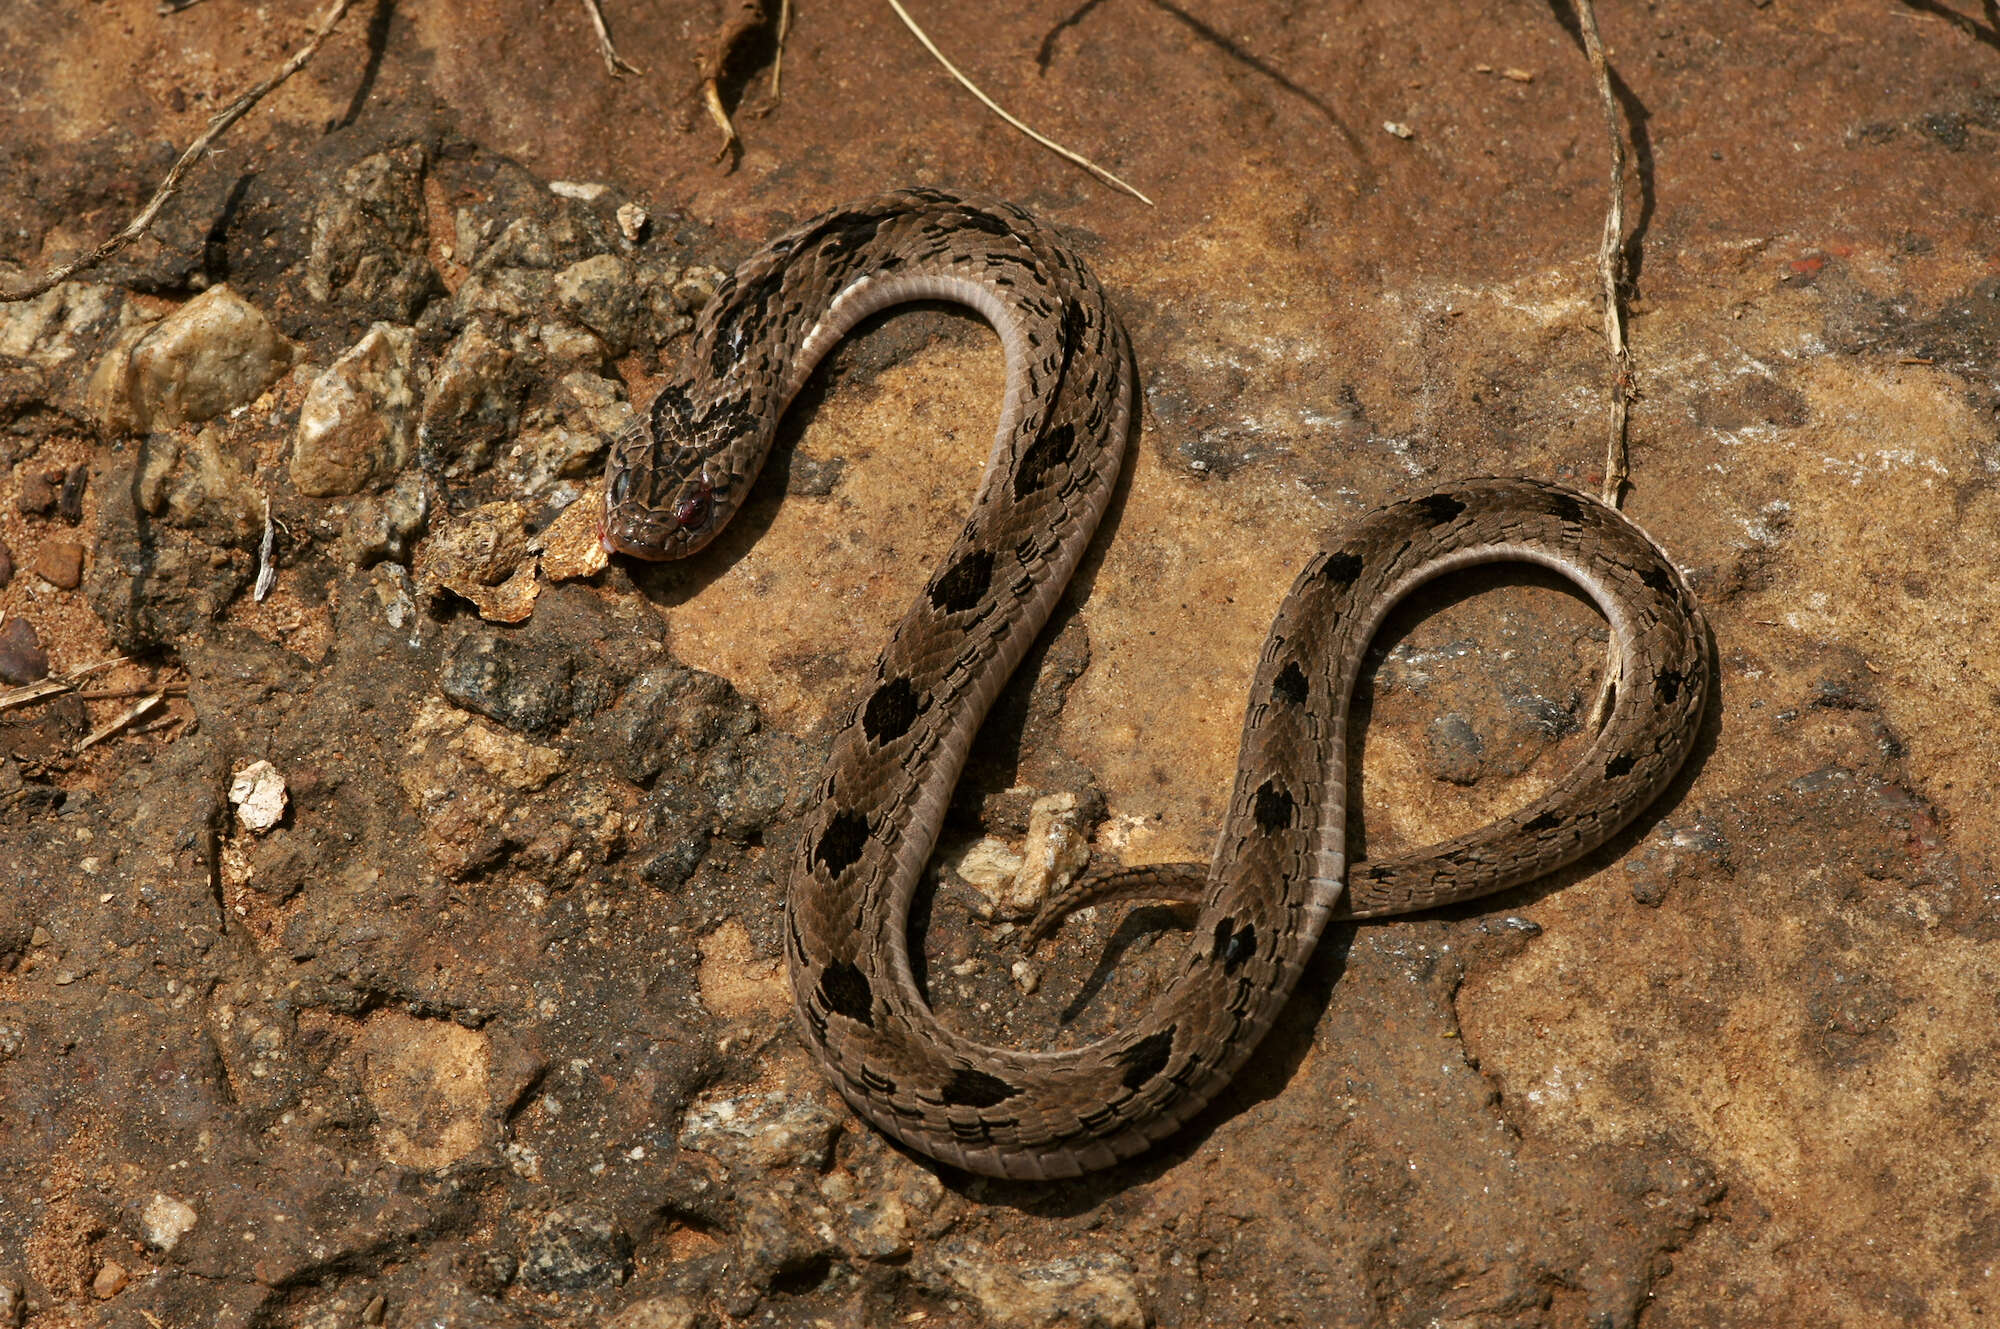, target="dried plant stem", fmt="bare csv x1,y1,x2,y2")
1573,0,1637,734
1,0,357,303
583,0,643,76
701,0,780,161
78,694,166,752
0,656,130,714
885,0,1154,206
1575,0,1632,509
767,0,793,104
